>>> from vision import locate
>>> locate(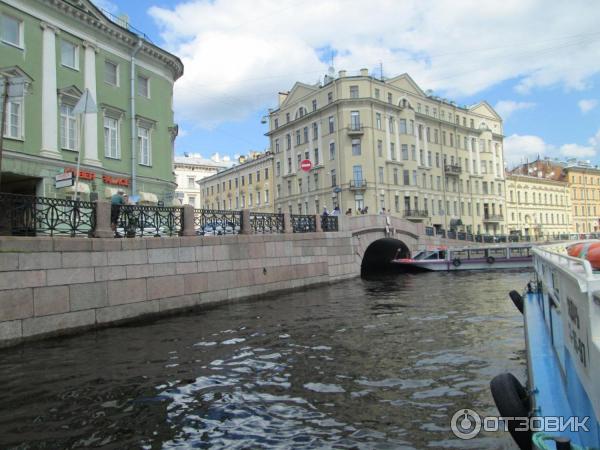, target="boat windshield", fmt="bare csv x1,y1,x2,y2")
413,250,446,260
